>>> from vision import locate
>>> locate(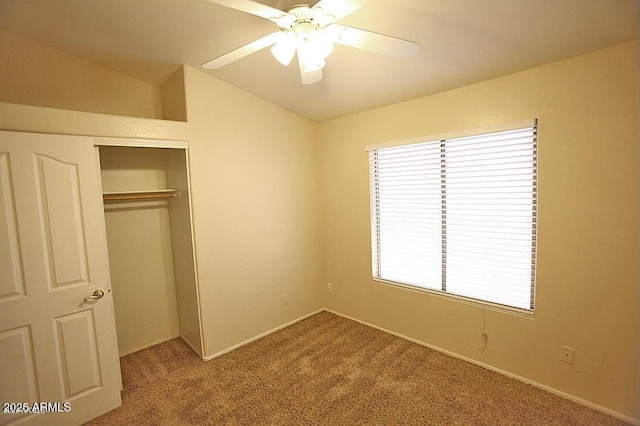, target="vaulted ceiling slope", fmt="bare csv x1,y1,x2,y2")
0,0,638,122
